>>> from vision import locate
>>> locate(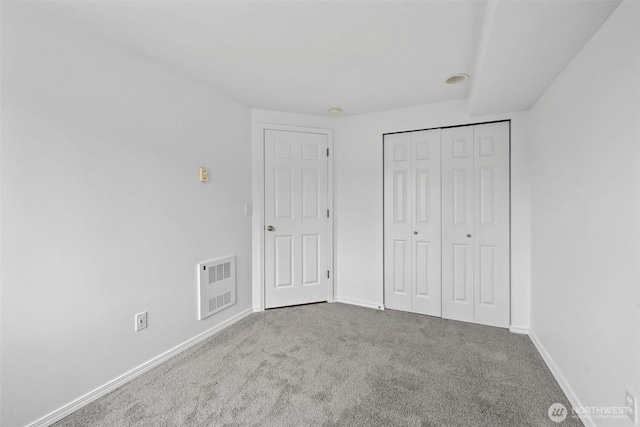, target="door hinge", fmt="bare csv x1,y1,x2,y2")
327,209,330,218
327,270,330,279
326,148,329,157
